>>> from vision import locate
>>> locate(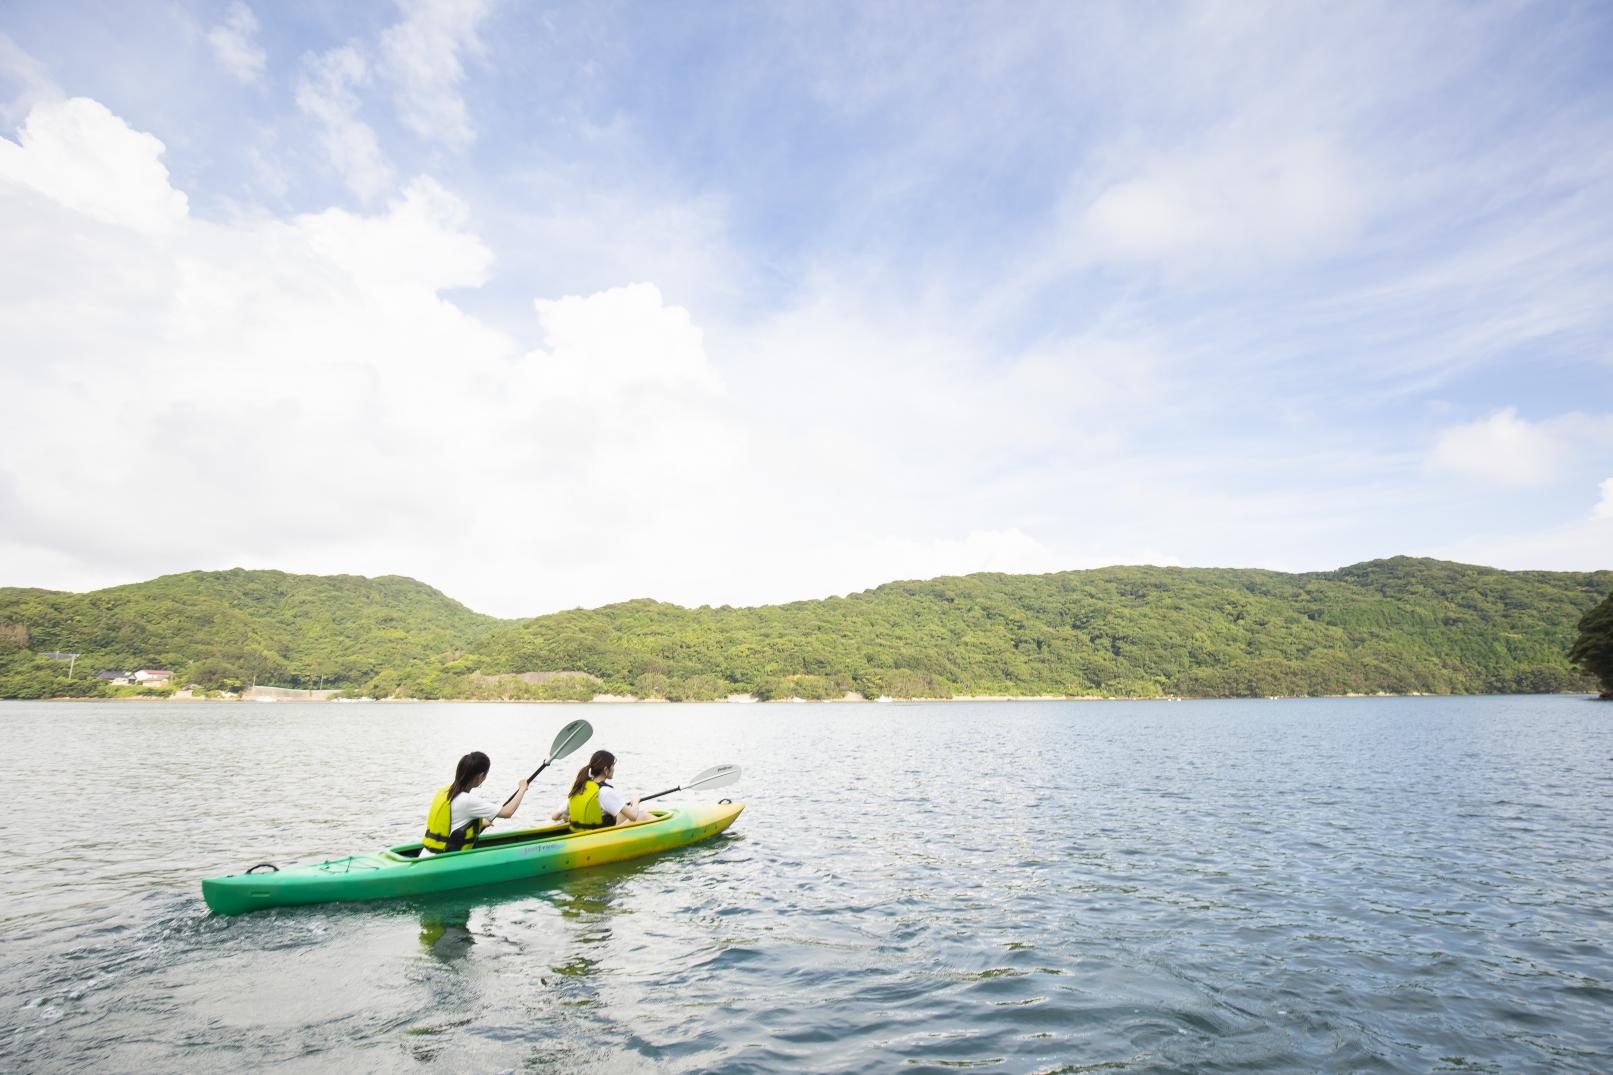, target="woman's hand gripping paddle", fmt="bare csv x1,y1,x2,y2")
639,763,742,803
503,718,594,808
